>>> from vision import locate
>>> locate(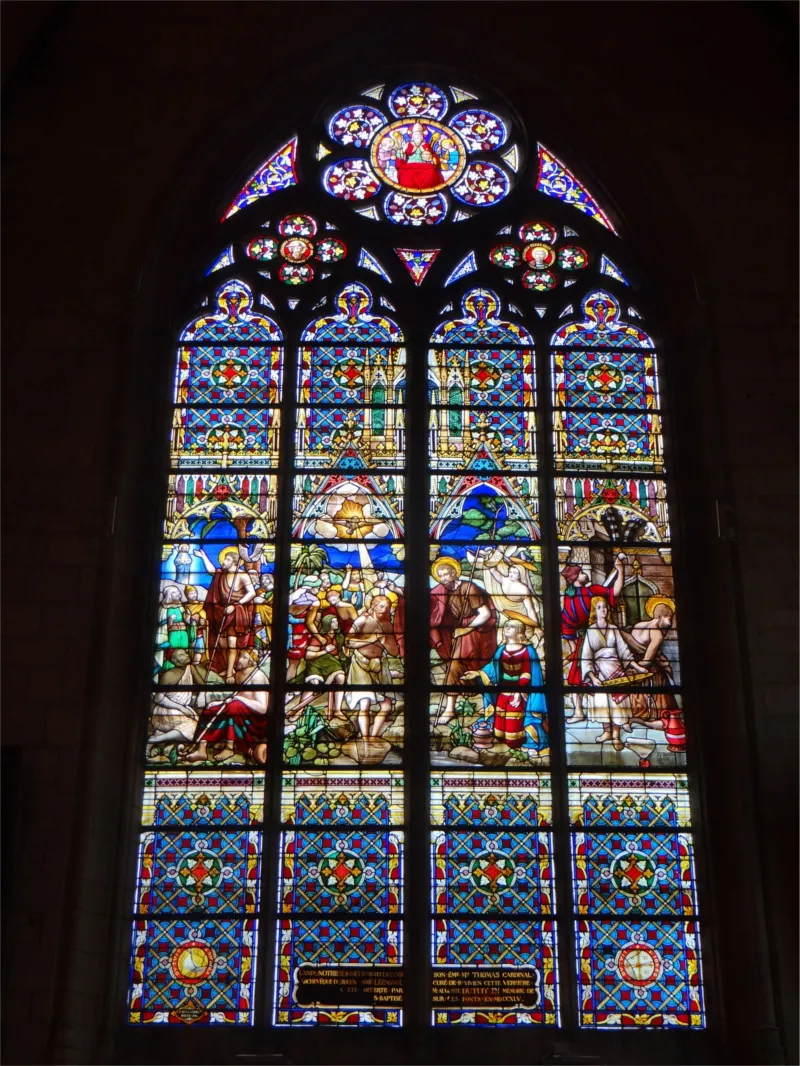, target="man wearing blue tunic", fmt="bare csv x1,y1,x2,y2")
464,619,548,753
